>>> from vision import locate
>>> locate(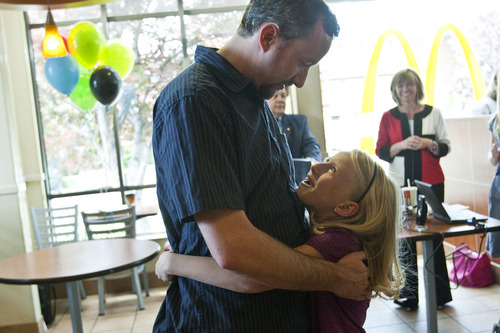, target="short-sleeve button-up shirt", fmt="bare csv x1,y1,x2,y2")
152,46,309,332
